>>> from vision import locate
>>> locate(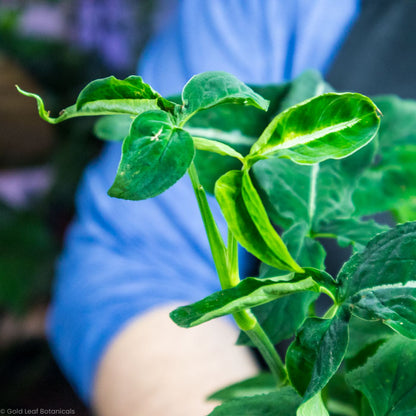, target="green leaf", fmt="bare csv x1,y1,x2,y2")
237,293,318,347
17,76,176,123
208,388,302,416
215,170,302,272
353,145,416,216
179,71,269,124
346,316,392,364
237,222,326,346
192,136,244,161
186,73,331,194
187,100,264,194
250,138,380,251
108,110,194,200
394,198,416,223
170,273,322,328
346,335,416,416
249,93,380,165
353,95,416,216
76,75,176,113
349,285,416,339
325,373,362,416
297,393,329,416
241,170,303,271
286,307,350,401
93,115,132,141
337,222,416,338
208,373,277,402
317,218,389,252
